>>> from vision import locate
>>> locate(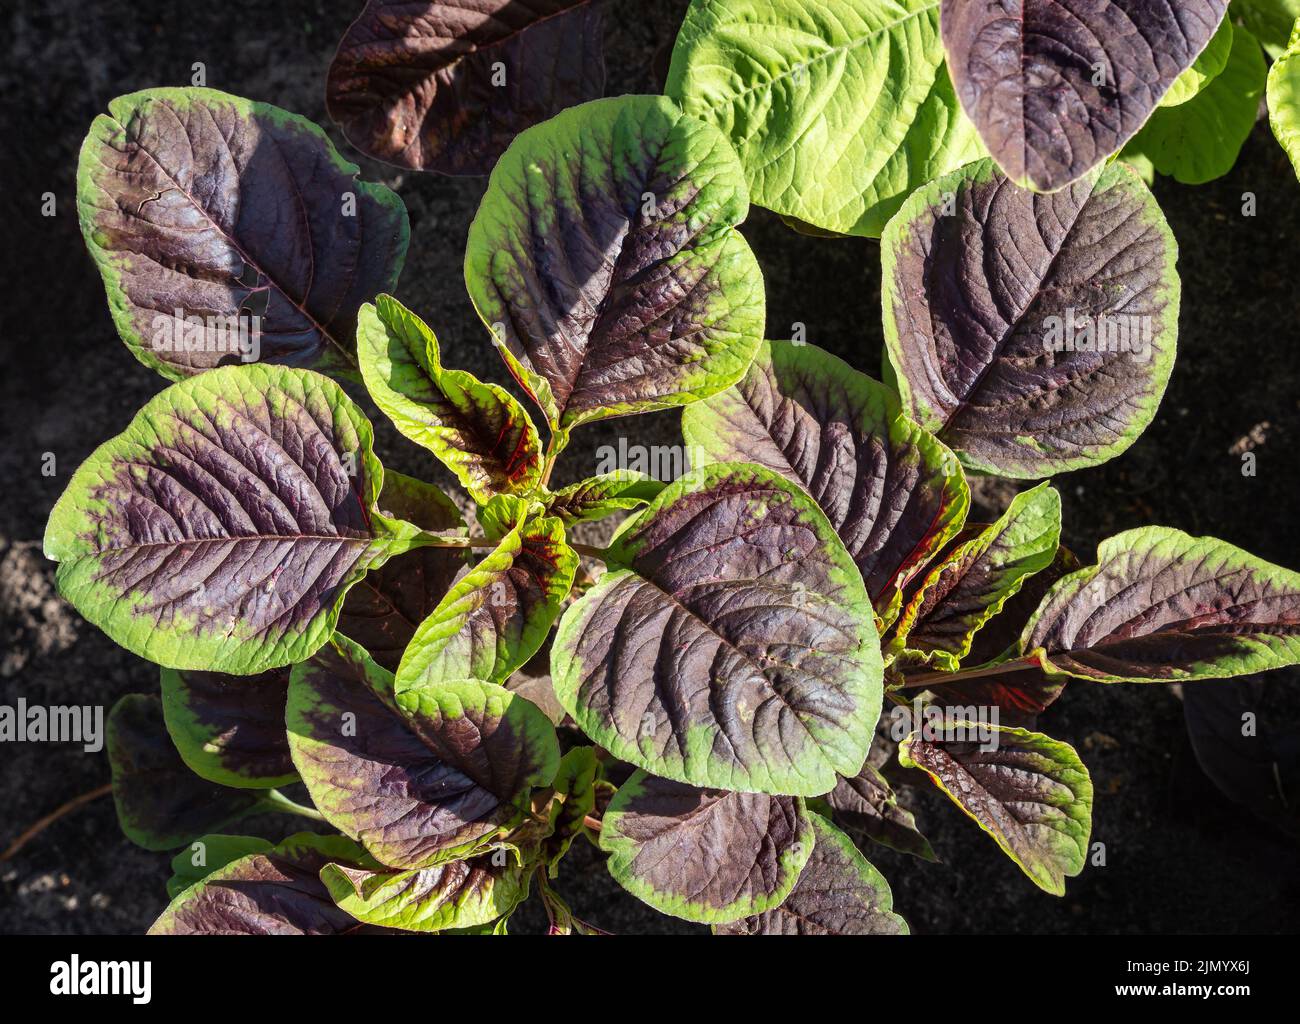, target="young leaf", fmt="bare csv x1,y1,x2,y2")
465,95,765,431
544,746,600,871
601,770,814,923
715,814,907,935
77,87,408,380
287,637,559,870
166,835,275,899
916,669,1067,730
320,854,529,933
899,723,1091,895
1267,19,1300,181
150,833,376,934
665,0,983,238
326,0,605,175
337,471,470,671
107,695,262,851
1122,23,1267,185
882,158,1178,478
160,666,296,789
552,462,883,797
940,0,1230,191
44,365,422,675
891,483,1061,671
1022,527,1300,682
825,762,937,861
683,340,969,612
1161,14,1235,107
396,511,577,691
357,295,543,502
963,545,1081,667
543,471,665,526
